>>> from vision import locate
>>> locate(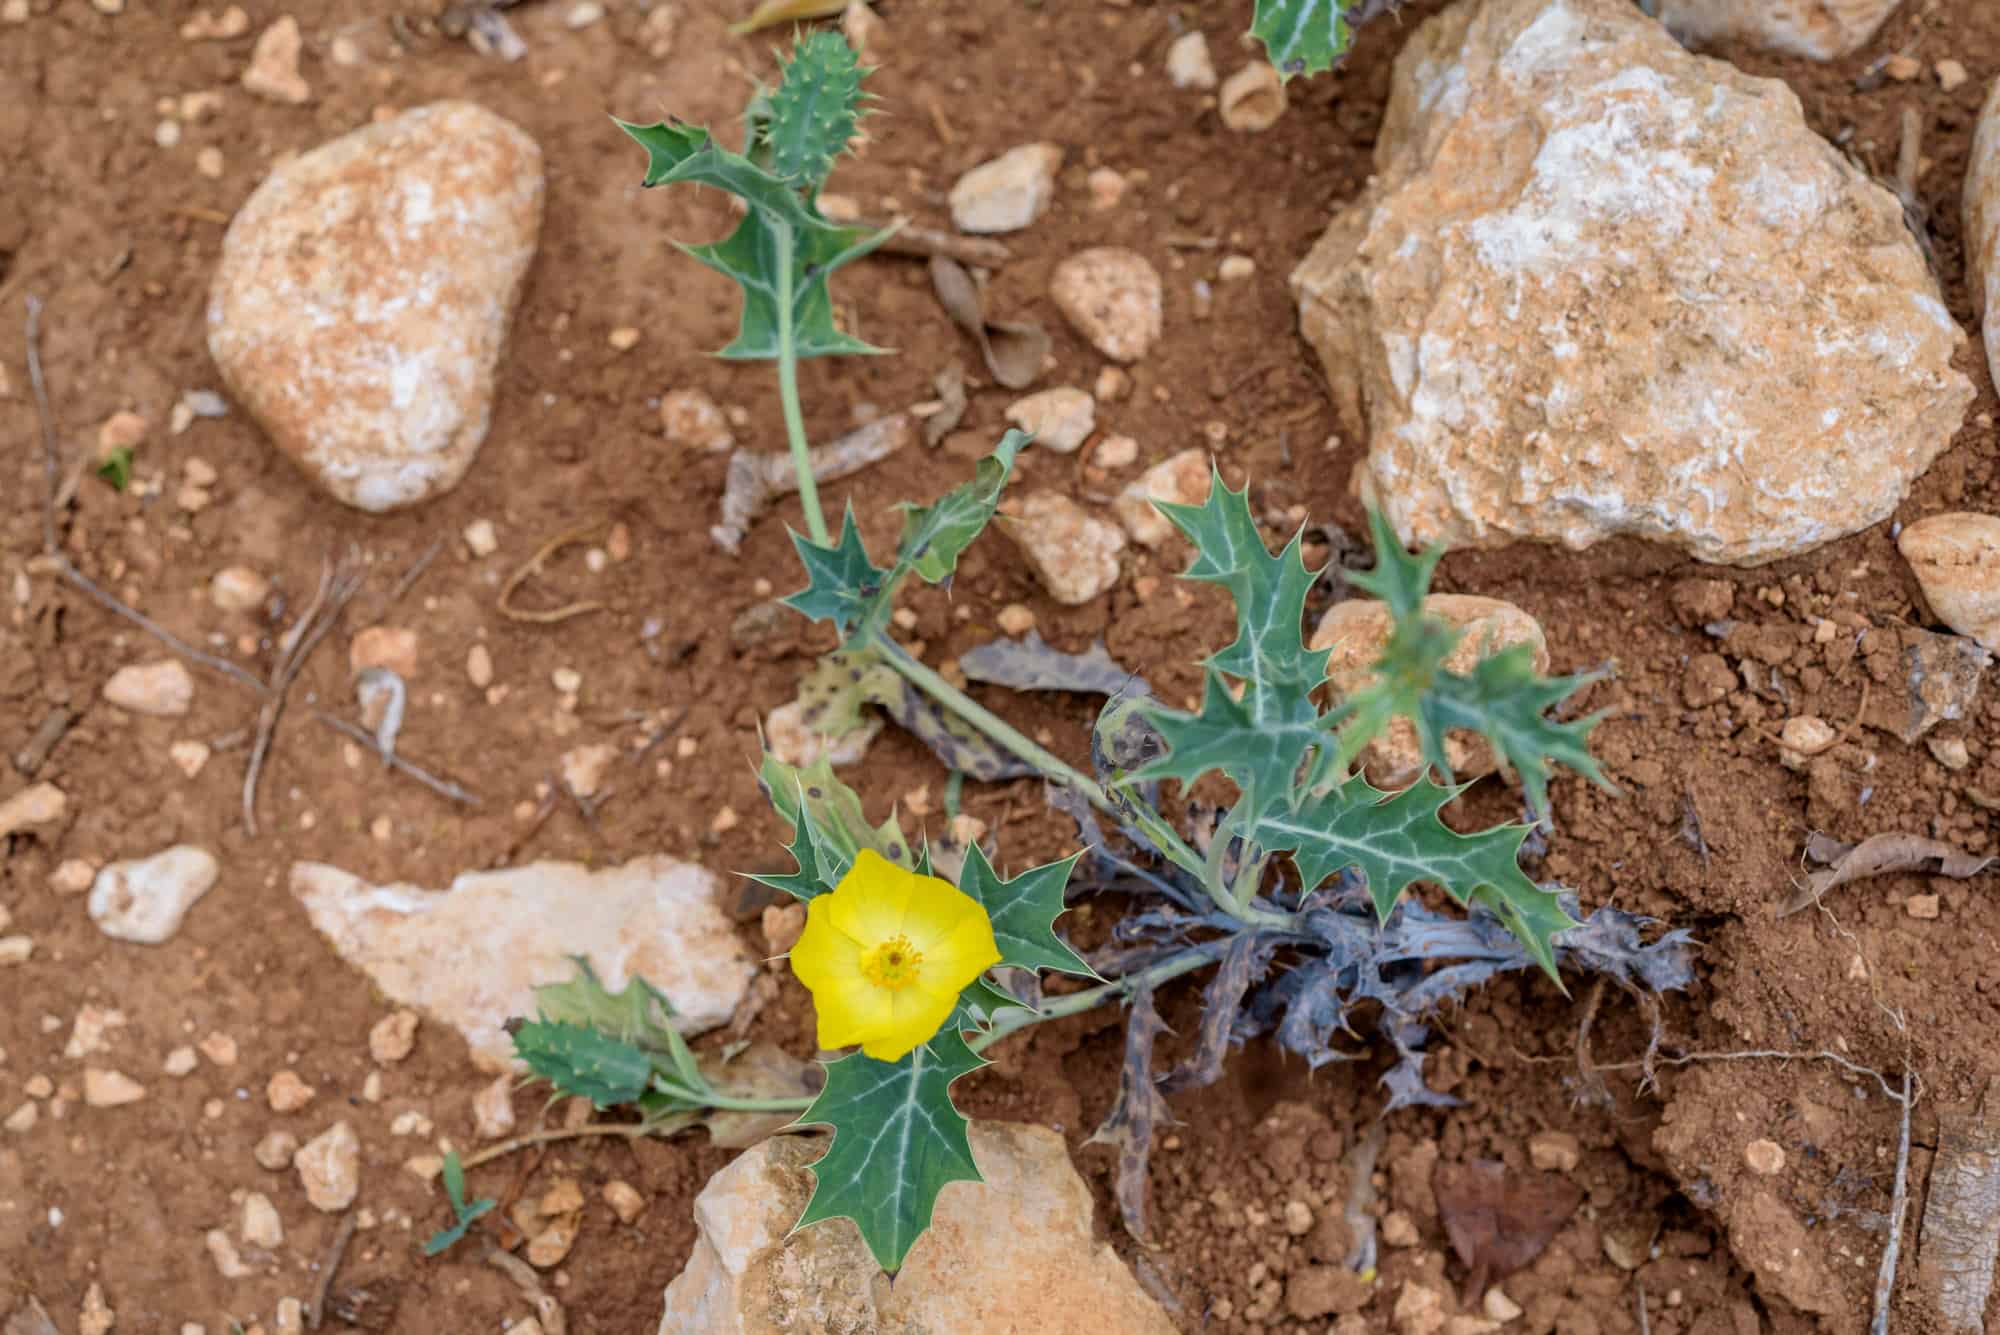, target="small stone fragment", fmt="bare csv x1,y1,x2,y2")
350,626,419,679
0,937,31,966
369,1010,419,1064
1908,893,1942,920
1394,1280,1447,1335
64,1006,125,1059
1113,448,1210,547
266,1069,316,1113
206,1227,254,1278
254,1129,300,1170
660,388,734,451
197,146,225,179
560,743,618,800
1778,716,1837,770
89,846,220,943
199,1032,239,1066
1938,59,1970,92
97,410,148,454
1094,434,1138,469
210,566,270,612
51,859,97,895
466,643,494,688
1050,247,1163,364
83,1068,146,1107
526,1213,580,1267
1929,735,1972,770
296,1121,361,1211
601,1178,646,1223
1002,493,1126,605
1005,386,1096,454
1483,1288,1524,1322
1219,63,1286,132
1381,1210,1421,1247
242,16,310,104
79,1284,114,1335
180,4,249,39
0,782,66,839
473,1074,516,1139
1218,254,1256,282
2,1102,35,1133
606,323,639,349
242,1191,284,1248
170,740,212,779
1166,31,1217,89
1900,513,2000,652
103,660,195,717
1284,1199,1314,1235
164,1046,199,1077
1528,1130,1581,1173
996,603,1036,636
1086,167,1126,212
1744,1138,1786,1175
949,143,1064,235
274,1298,305,1335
